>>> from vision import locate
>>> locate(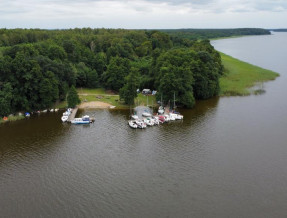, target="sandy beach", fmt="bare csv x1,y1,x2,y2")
78,101,114,109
